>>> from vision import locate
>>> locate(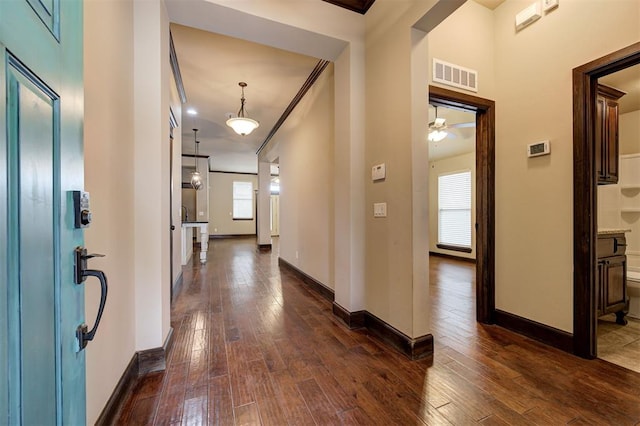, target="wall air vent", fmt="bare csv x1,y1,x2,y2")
433,59,478,93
